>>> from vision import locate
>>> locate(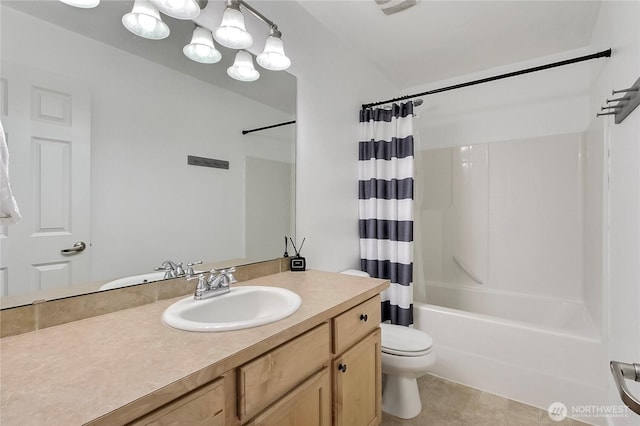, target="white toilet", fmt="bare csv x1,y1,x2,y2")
380,323,435,419
340,269,436,419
